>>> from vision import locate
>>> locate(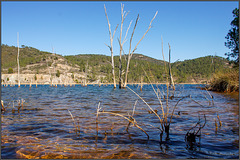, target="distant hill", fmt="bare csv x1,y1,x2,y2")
1,44,52,69
131,53,165,65
172,56,230,83
1,44,231,83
